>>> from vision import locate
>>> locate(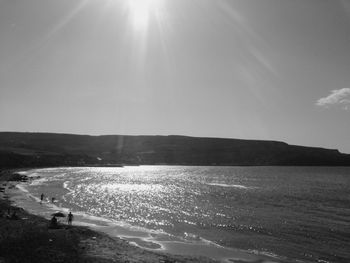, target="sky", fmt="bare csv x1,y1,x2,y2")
1,0,350,153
